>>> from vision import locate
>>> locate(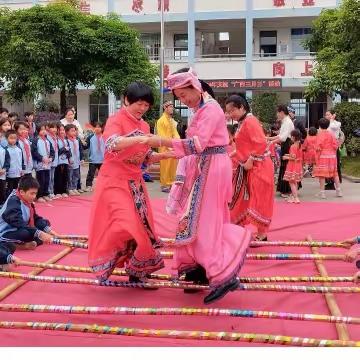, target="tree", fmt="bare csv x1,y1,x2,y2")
251,93,279,125
304,0,360,99
0,4,158,112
